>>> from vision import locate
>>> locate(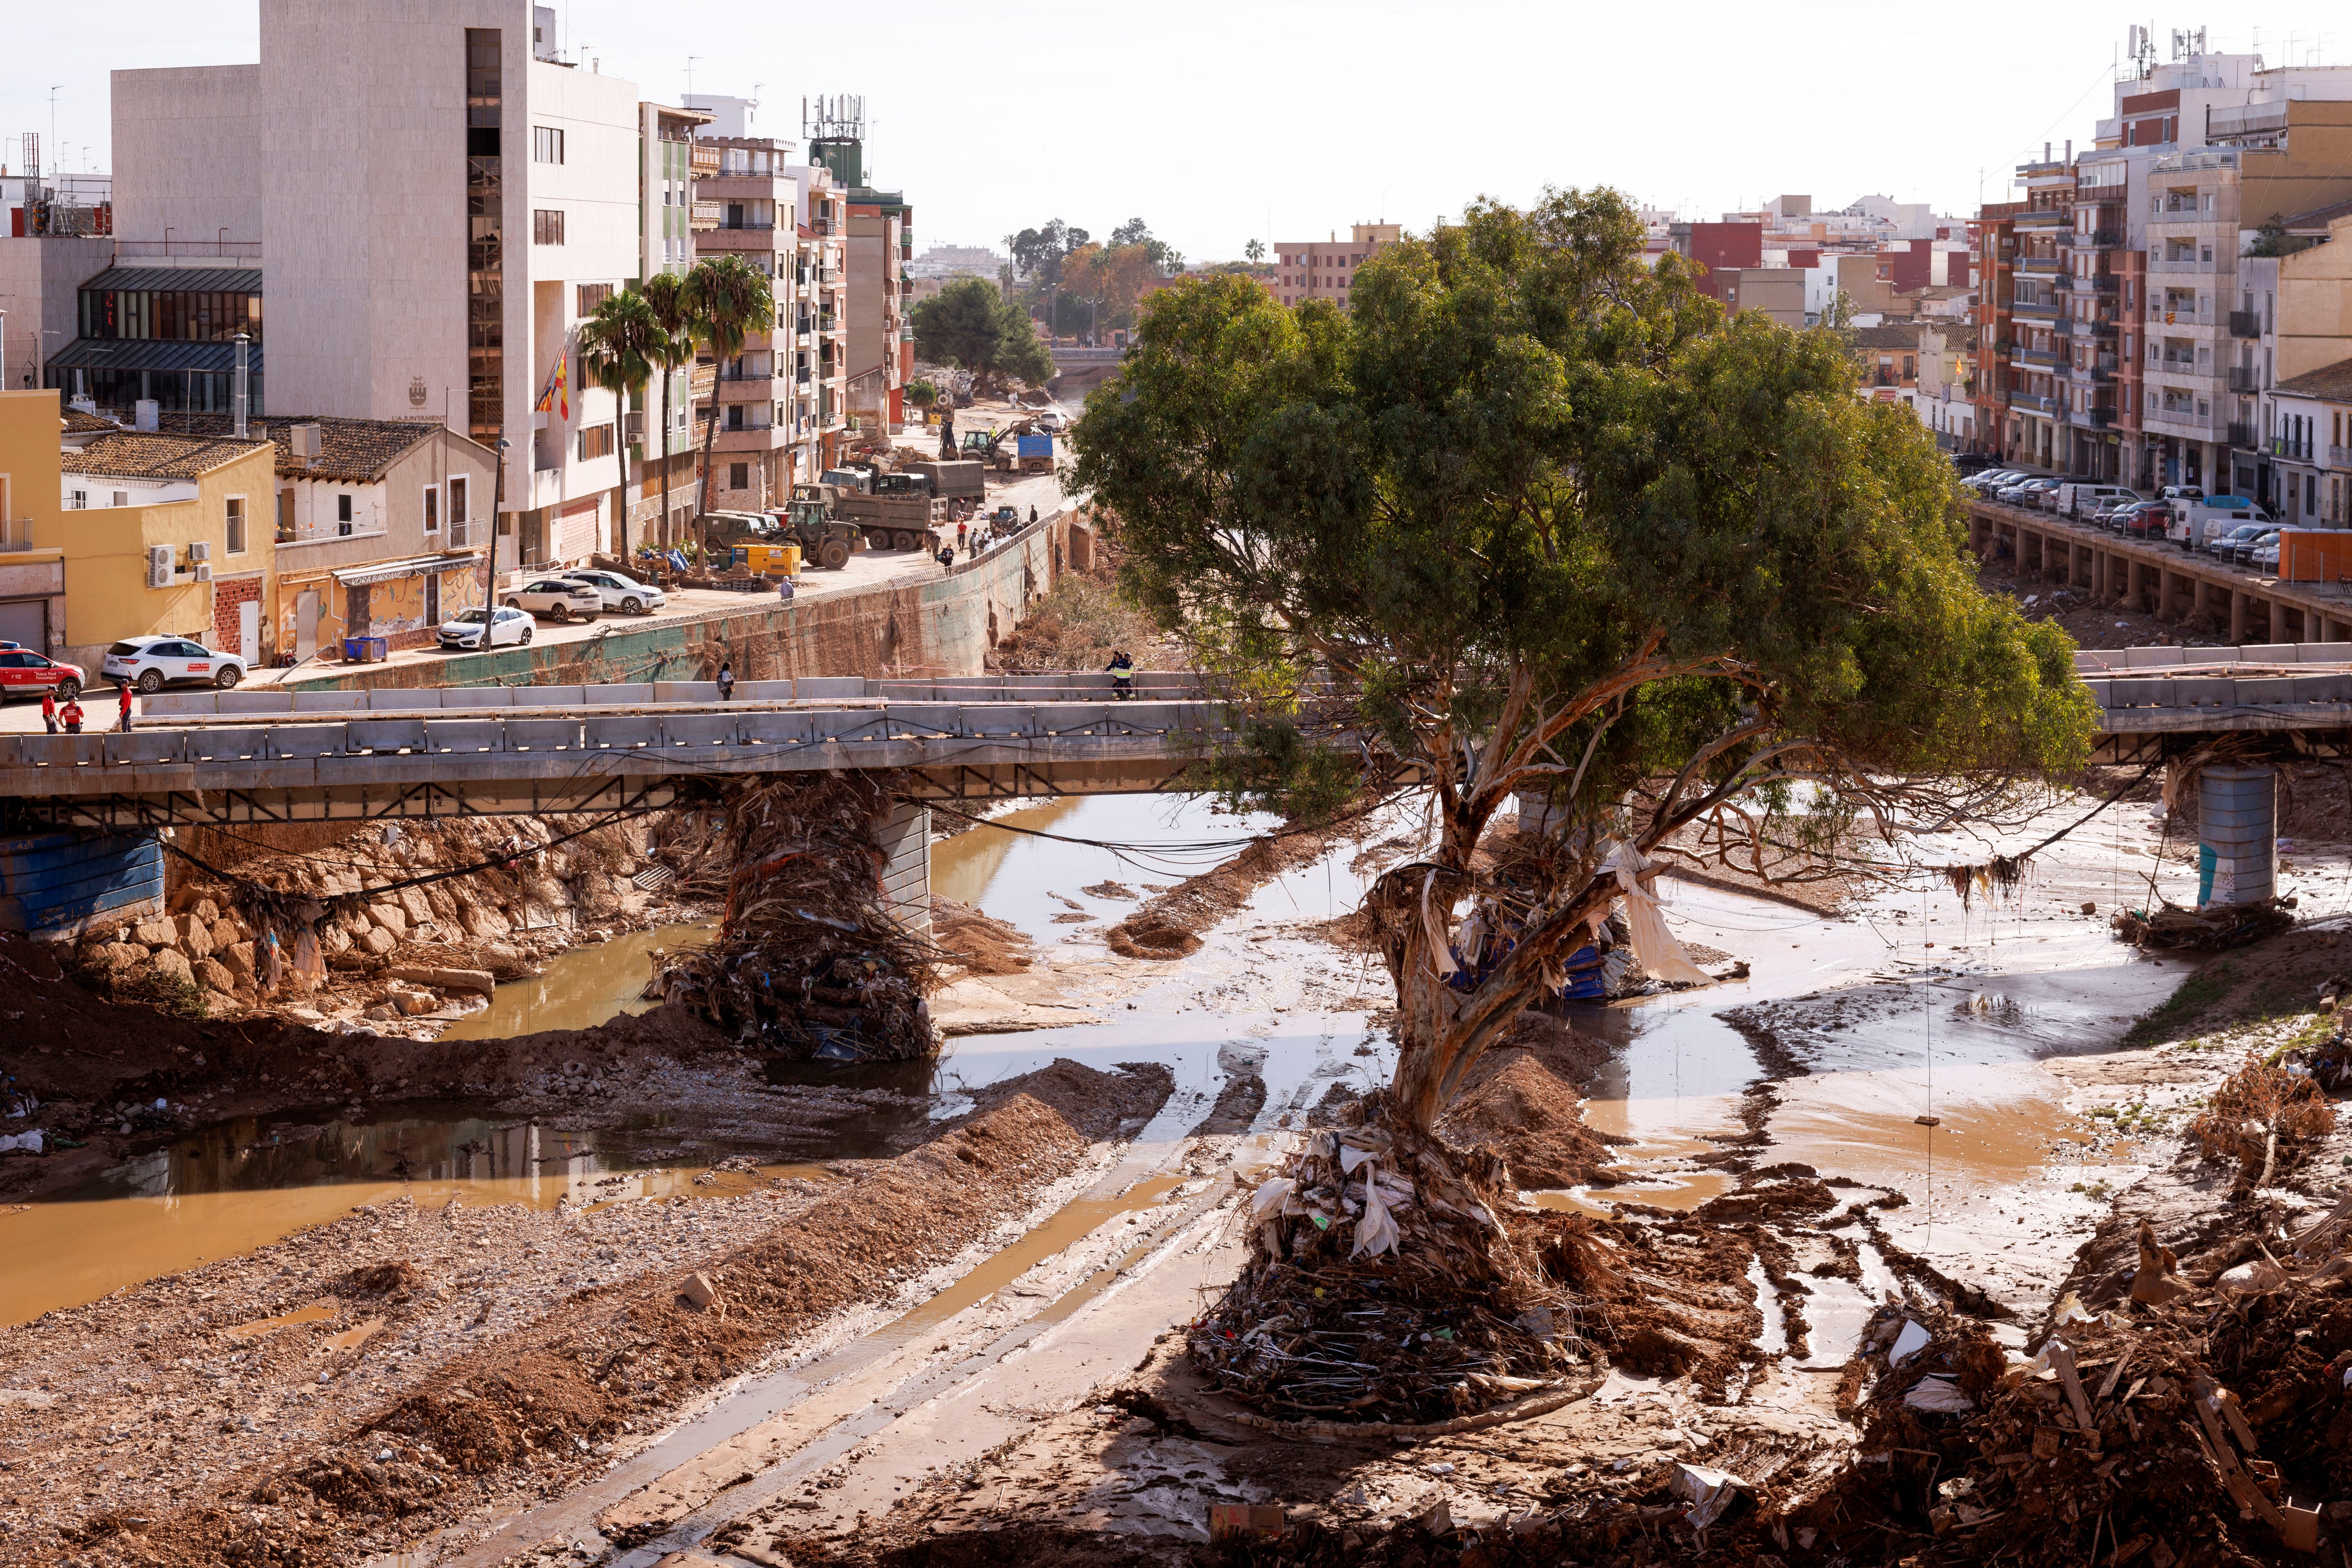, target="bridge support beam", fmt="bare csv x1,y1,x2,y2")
2198,764,2277,910
2230,588,2249,642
